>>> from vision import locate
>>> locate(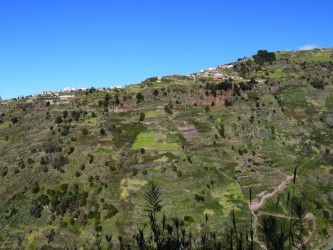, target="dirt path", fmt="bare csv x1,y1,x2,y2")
258,211,314,220
250,175,293,211
247,174,302,250
245,153,324,249
250,152,323,212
